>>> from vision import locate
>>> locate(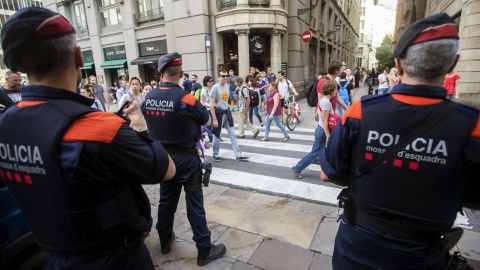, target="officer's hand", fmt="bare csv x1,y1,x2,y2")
213,119,218,128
